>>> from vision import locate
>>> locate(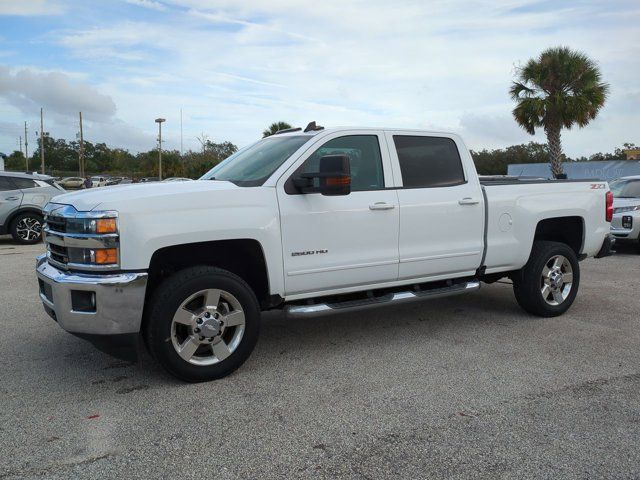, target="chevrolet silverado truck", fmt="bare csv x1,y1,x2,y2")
36,125,613,382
